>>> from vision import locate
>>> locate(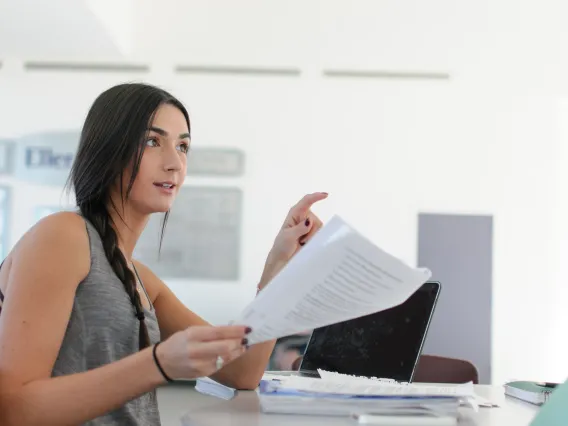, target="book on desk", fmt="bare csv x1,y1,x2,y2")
504,380,558,405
